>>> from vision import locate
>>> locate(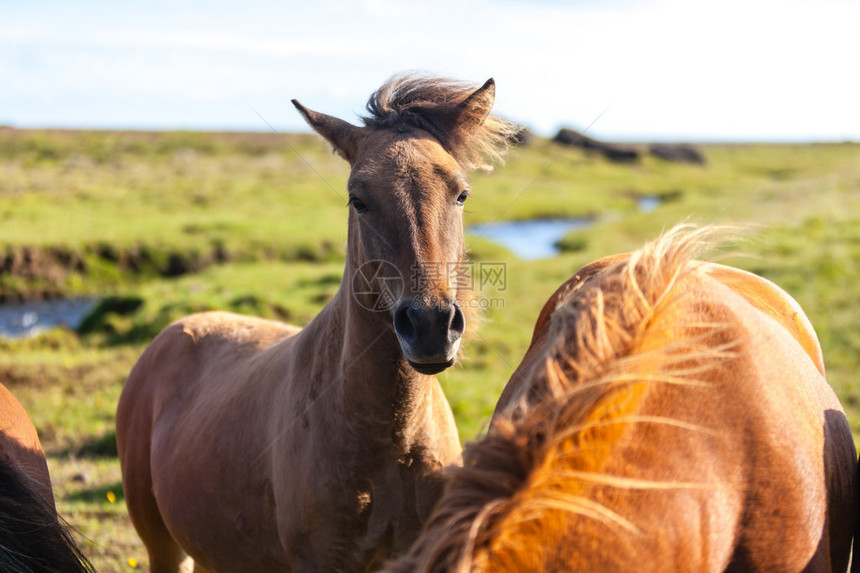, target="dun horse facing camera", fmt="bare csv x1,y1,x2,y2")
116,74,515,572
